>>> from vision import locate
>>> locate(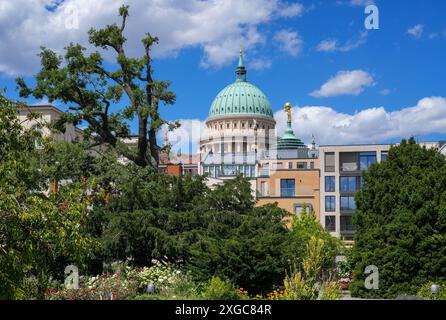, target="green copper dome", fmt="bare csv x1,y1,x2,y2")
276,103,306,150
277,123,306,150
208,51,274,120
